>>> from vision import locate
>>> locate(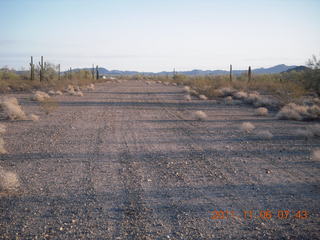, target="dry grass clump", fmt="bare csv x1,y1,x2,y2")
313,98,320,104
240,122,255,133
217,87,235,97
29,114,40,121
0,124,6,134
253,96,279,108
183,86,191,93
0,97,27,120
312,149,320,160
32,91,50,102
224,96,233,104
0,167,19,191
48,90,56,95
255,107,268,116
0,138,7,154
184,95,192,101
244,92,260,104
48,90,63,96
233,91,248,100
256,130,273,139
193,111,207,121
199,94,208,100
189,89,198,96
276,103,320,121
66,85,84,96
87,83,95,90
